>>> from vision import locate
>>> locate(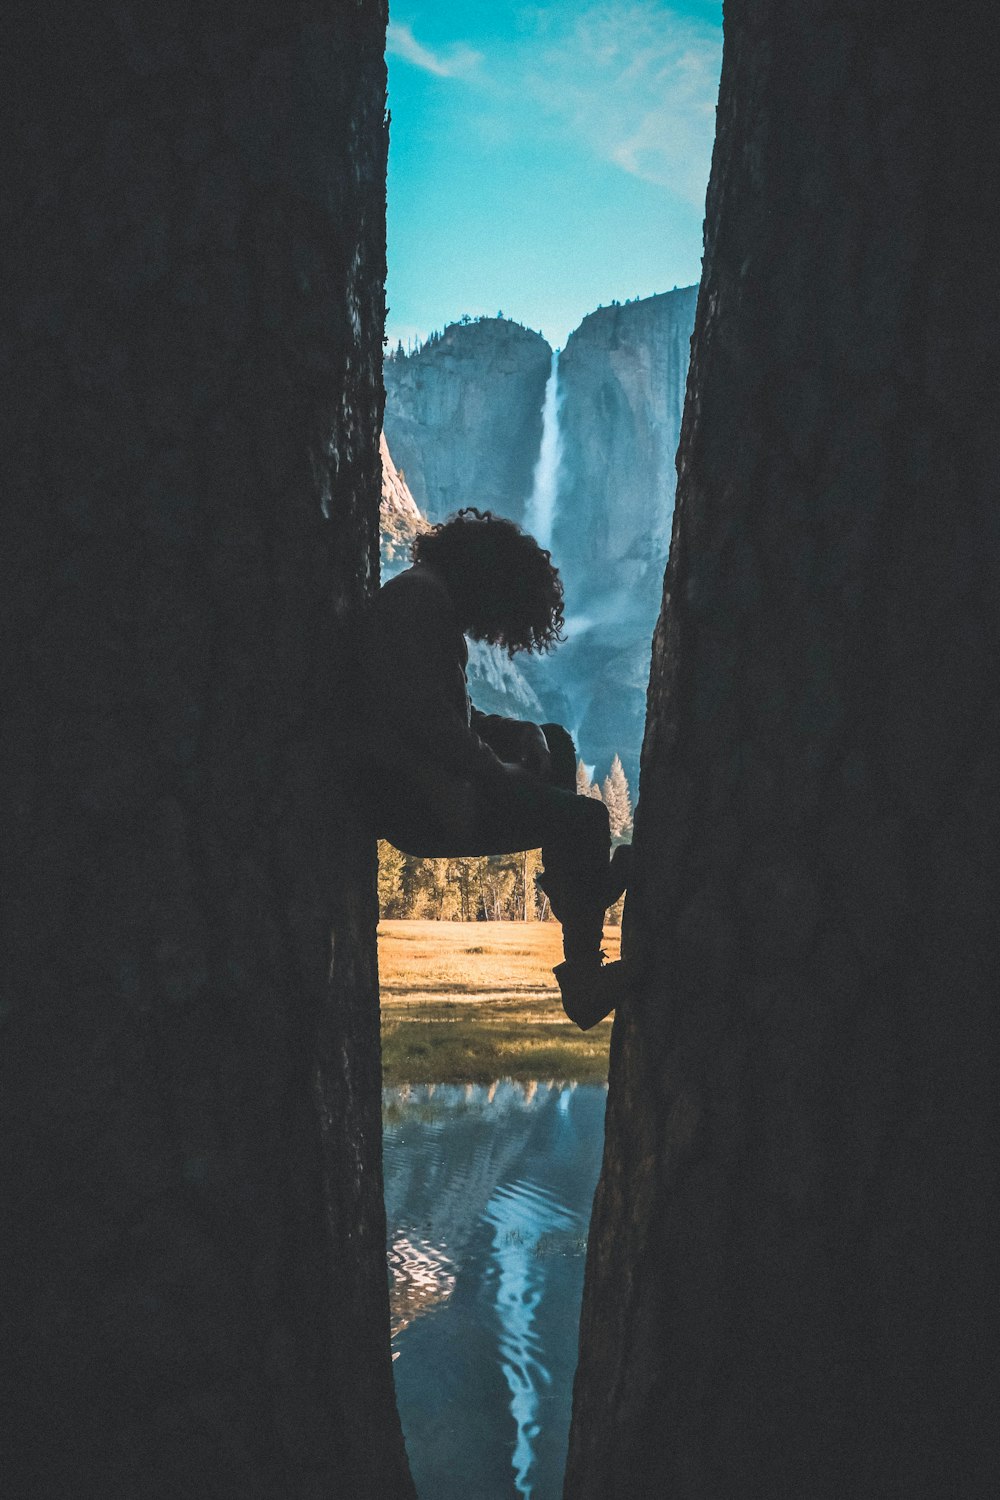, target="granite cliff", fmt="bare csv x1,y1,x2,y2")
379,431,542,718
380,430,427,575
384,318,551,525
382,292,697,786
529,288,698,784
555,287,697,625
